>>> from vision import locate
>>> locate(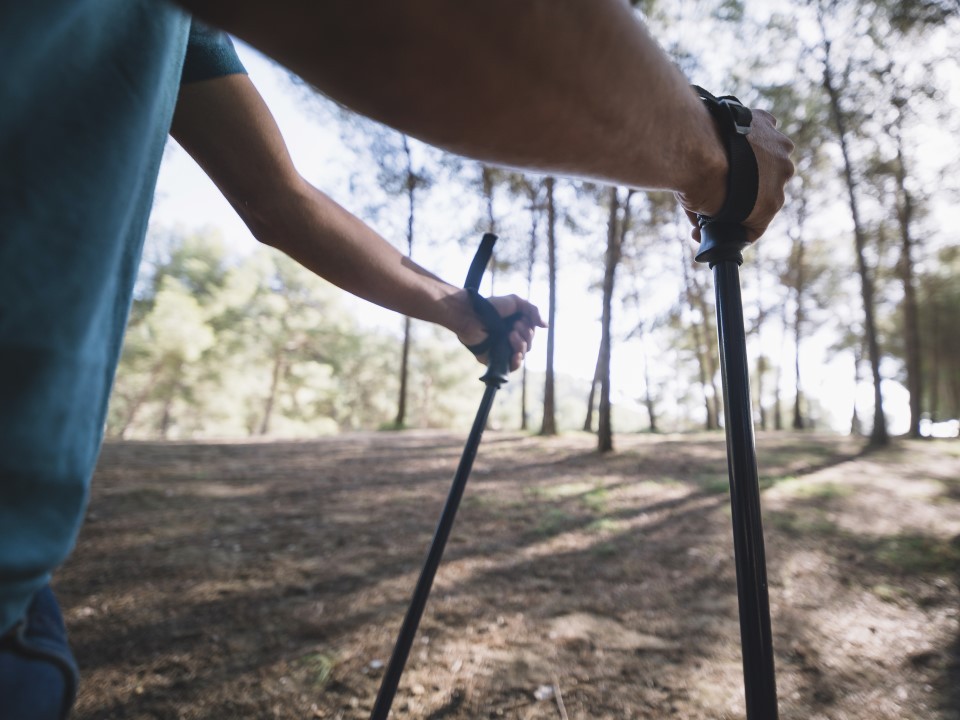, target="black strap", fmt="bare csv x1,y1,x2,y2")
692,85,759,226
464,288,522,357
